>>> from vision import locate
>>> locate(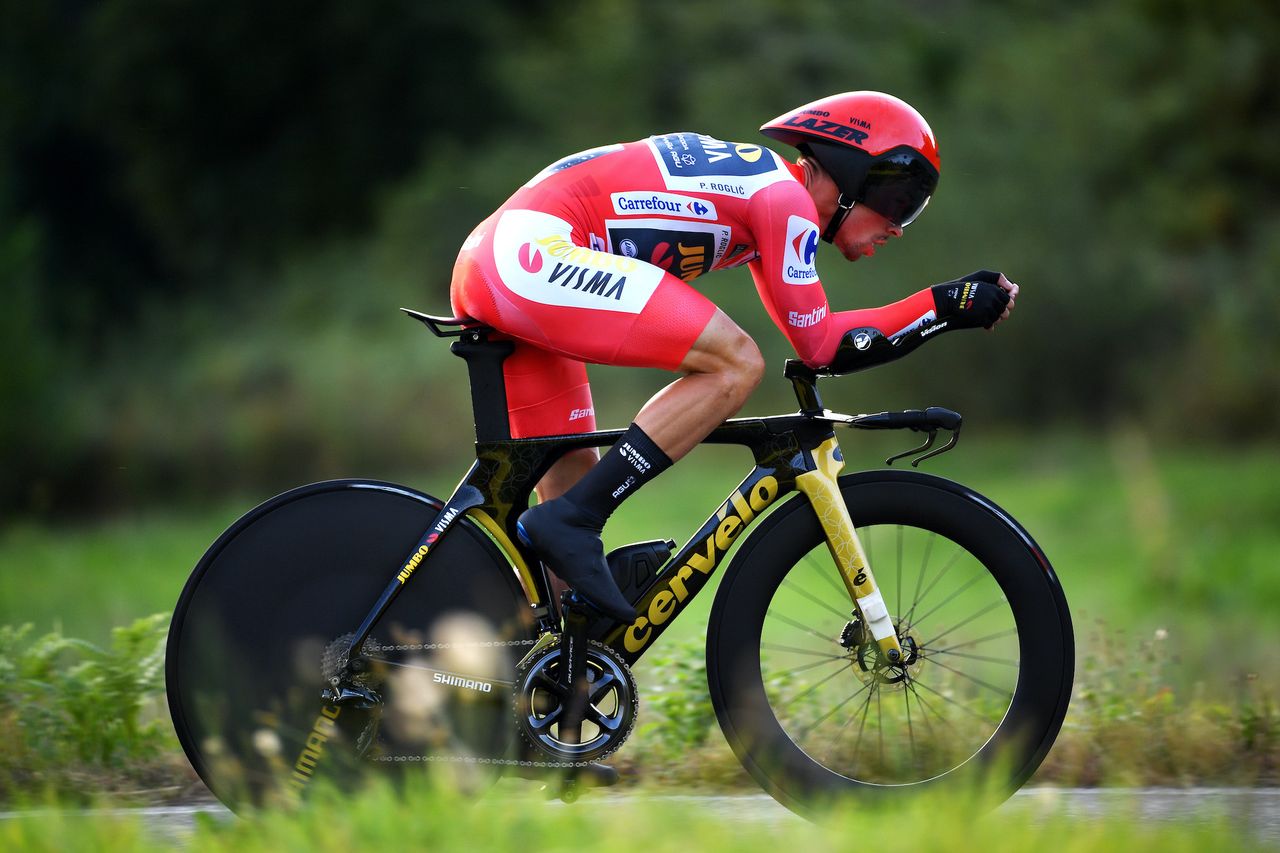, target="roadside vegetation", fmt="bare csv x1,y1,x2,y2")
1,618,1274,805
